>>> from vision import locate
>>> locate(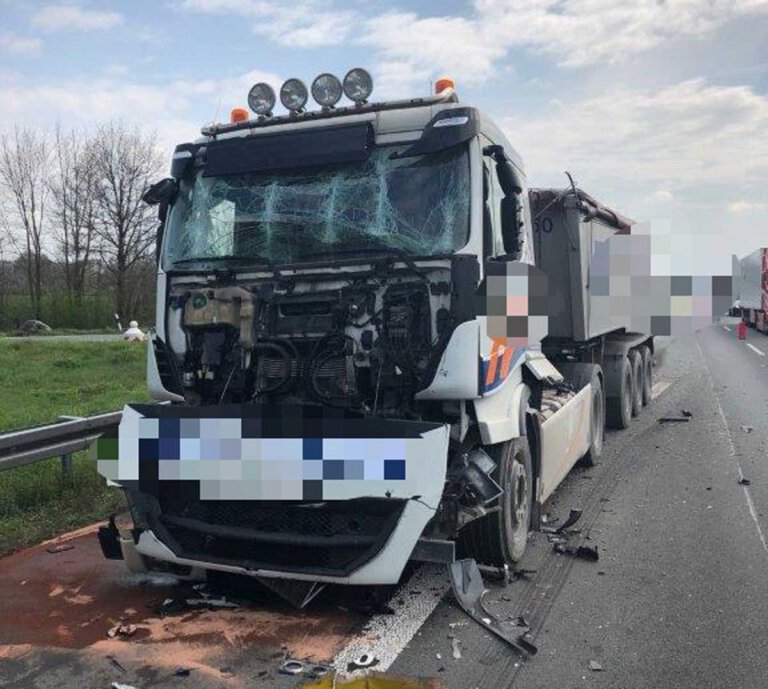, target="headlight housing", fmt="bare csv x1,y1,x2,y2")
342,68,373,104
280,78,308,112
247,82,276,116
311,73,342,108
